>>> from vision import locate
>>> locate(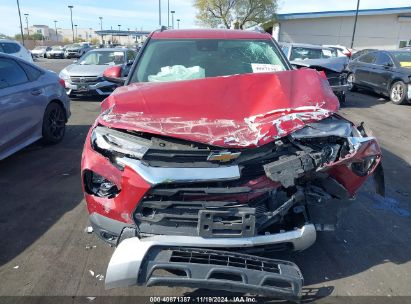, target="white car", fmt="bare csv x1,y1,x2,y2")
0,39,33,62
323,44,352,57
31,46,51,58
